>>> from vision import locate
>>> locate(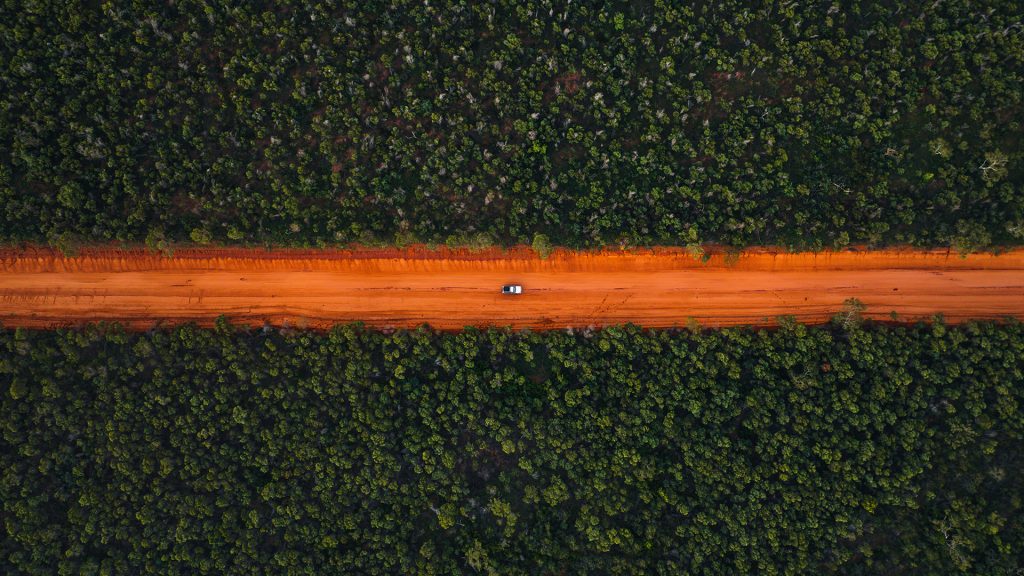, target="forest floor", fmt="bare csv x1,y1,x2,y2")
1,246,1023,330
